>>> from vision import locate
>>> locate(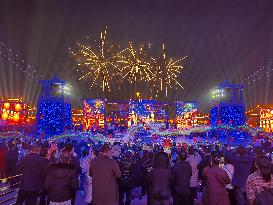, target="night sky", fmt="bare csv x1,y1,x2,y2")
0,0,273,112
